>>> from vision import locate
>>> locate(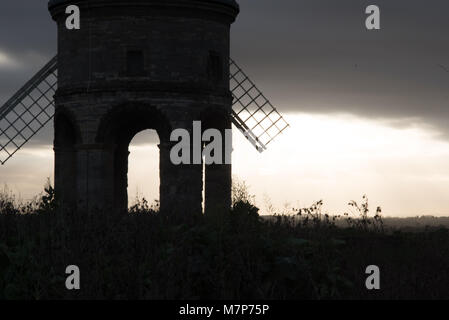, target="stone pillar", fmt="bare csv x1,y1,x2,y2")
204,111,232,215
76,144,113,213
159,142,177,215
205,164,232,215
159,141,203,220
204,125,232,215
54,147,77,209
113,143,130,212
53,112,77,210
